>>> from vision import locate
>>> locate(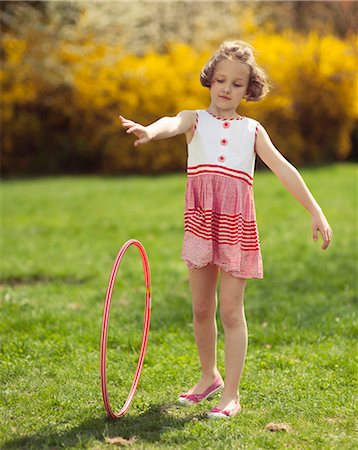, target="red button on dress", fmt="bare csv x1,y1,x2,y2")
218,155,226,162
223,122,230,128
220,138,228,146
